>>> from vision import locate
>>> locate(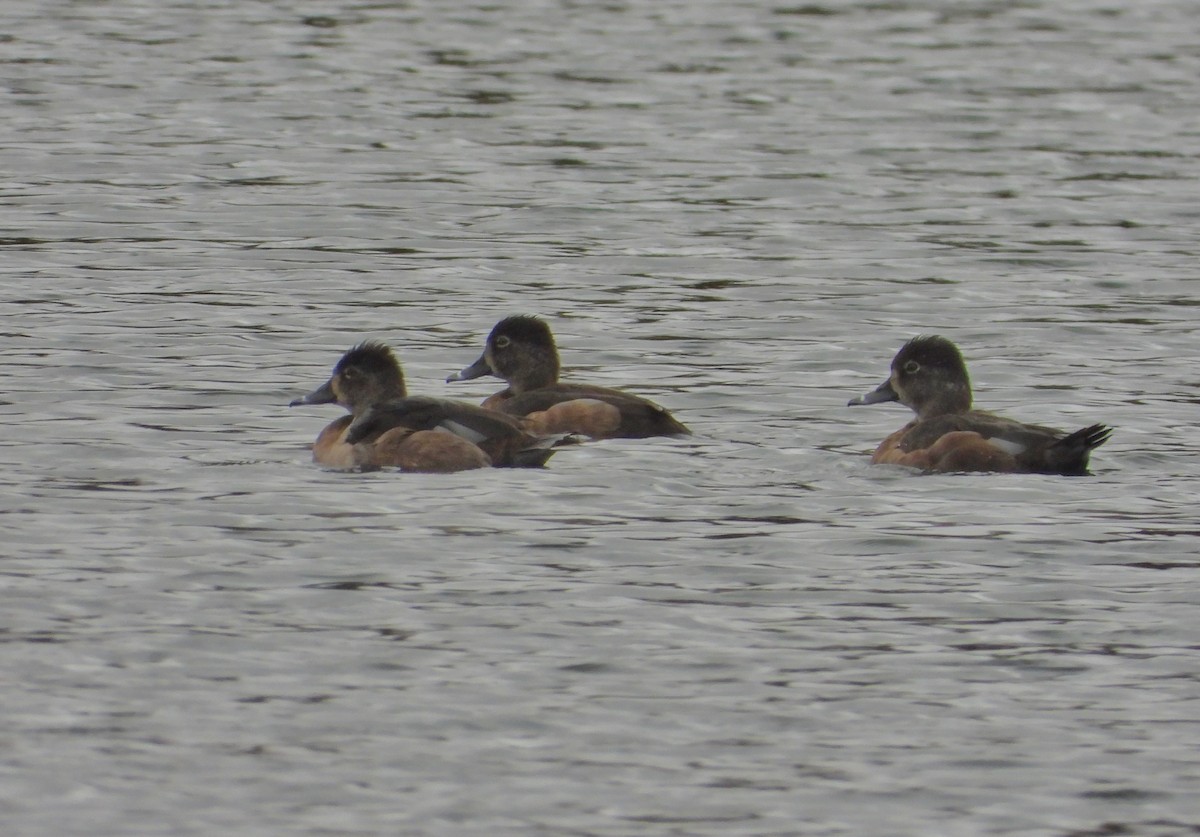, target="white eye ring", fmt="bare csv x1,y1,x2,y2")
495,335,511,349
903,360,920,374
